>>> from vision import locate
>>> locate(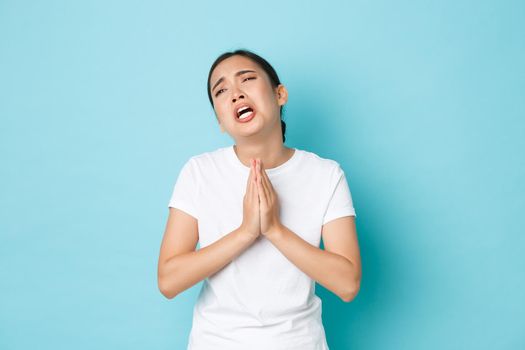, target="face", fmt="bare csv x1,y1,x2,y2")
209,55,288,139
